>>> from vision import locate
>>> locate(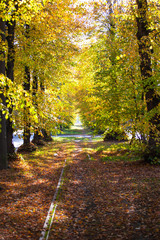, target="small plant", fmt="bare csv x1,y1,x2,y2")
142,145,160,165
151,157,160,165
103,128,128,141
96,146,105,153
